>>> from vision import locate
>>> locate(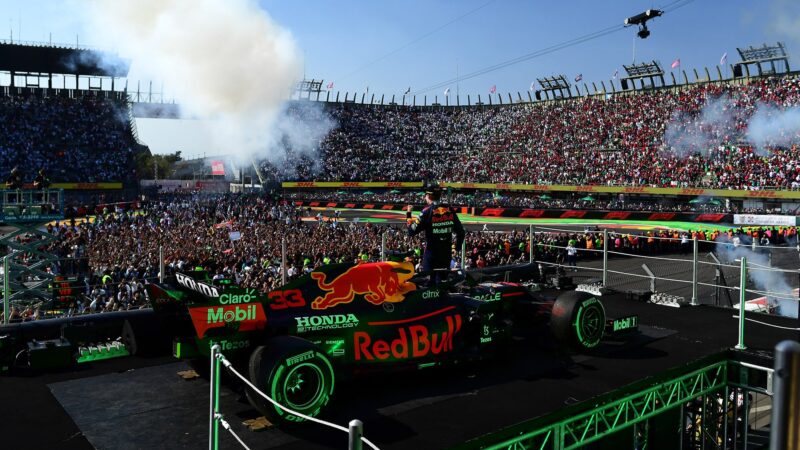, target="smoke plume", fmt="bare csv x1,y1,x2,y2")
663,93,800,158
714,236,798,318
663,95,745,157
82,0,321,166
746,103,800,153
